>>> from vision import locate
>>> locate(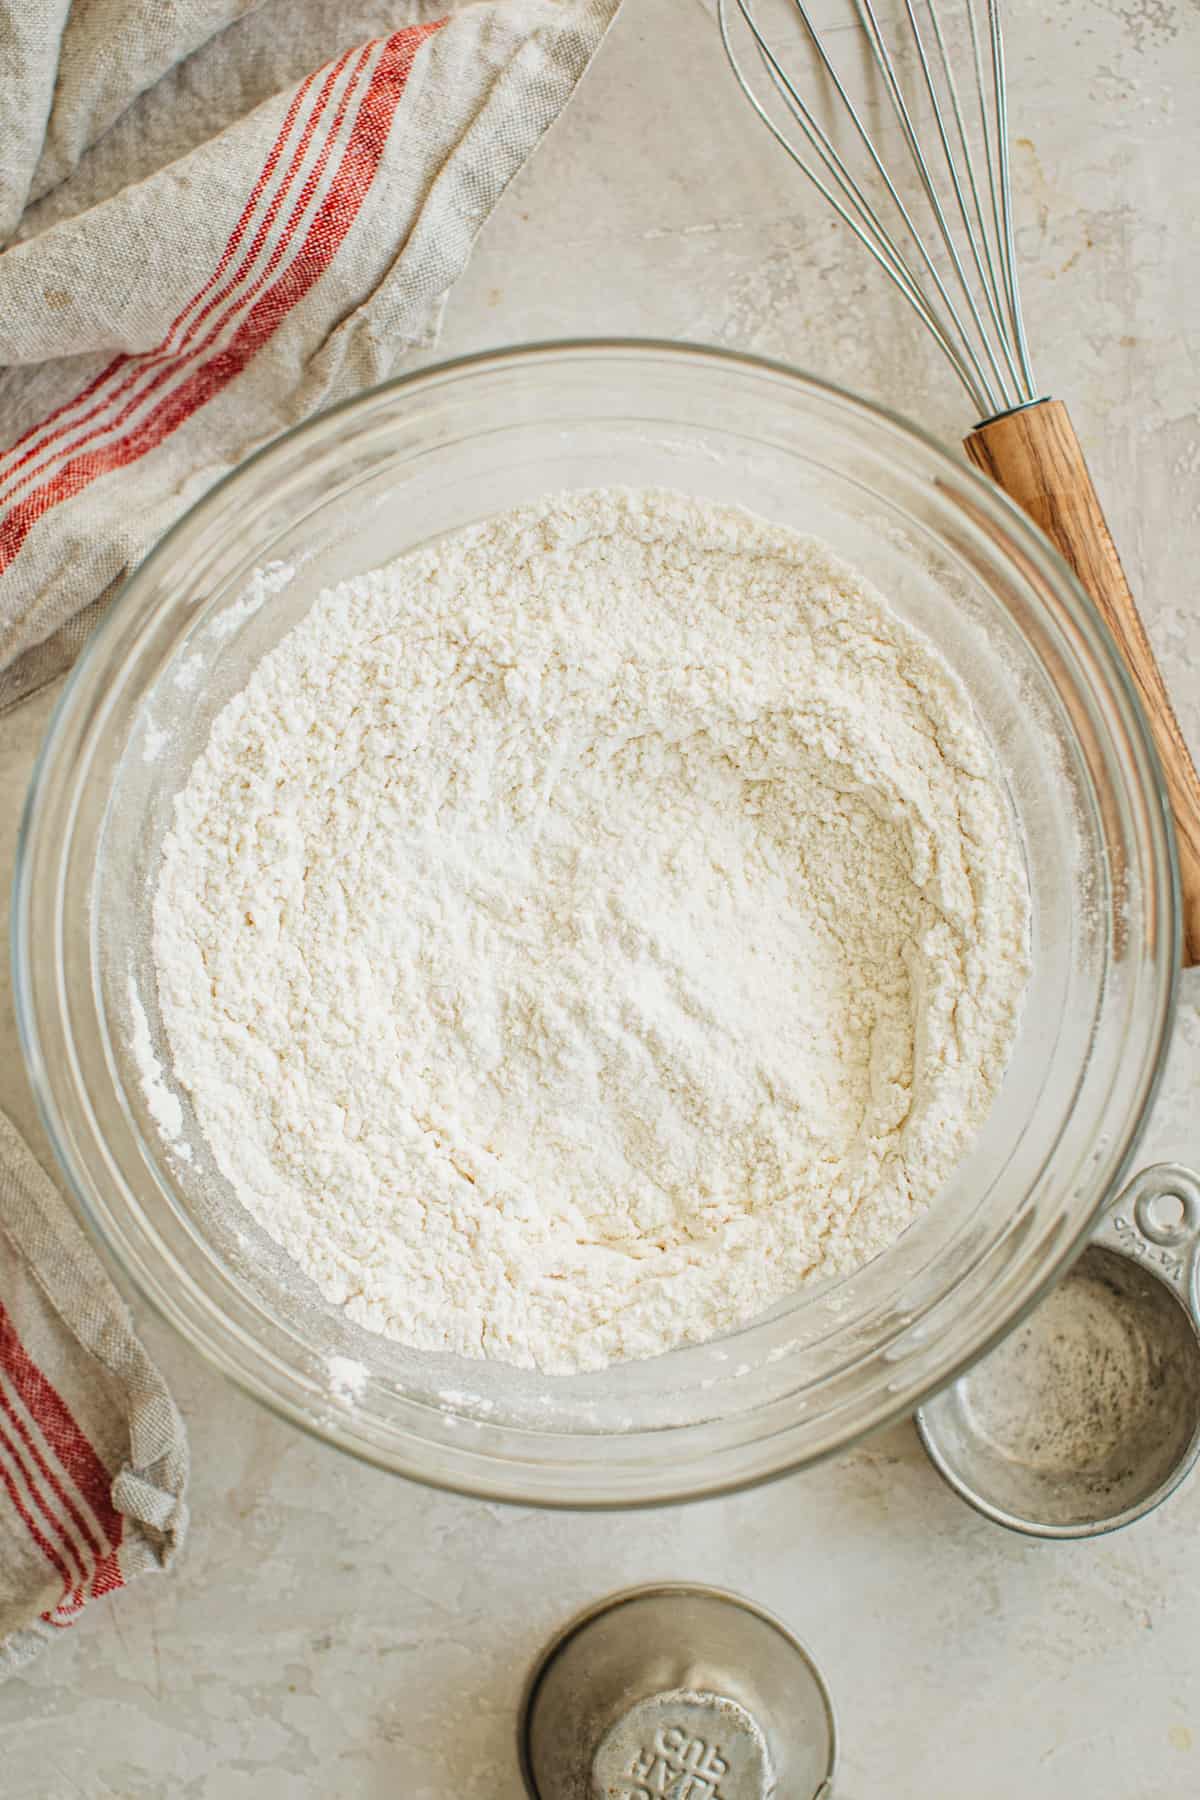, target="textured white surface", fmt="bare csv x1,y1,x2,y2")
1,0,1199,1792
152,489,1028,1372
